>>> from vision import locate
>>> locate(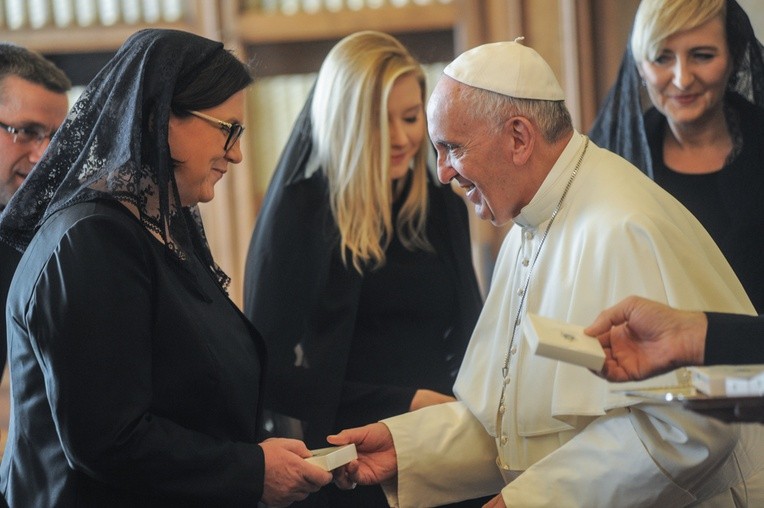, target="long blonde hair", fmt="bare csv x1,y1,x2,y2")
312,31,431,273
